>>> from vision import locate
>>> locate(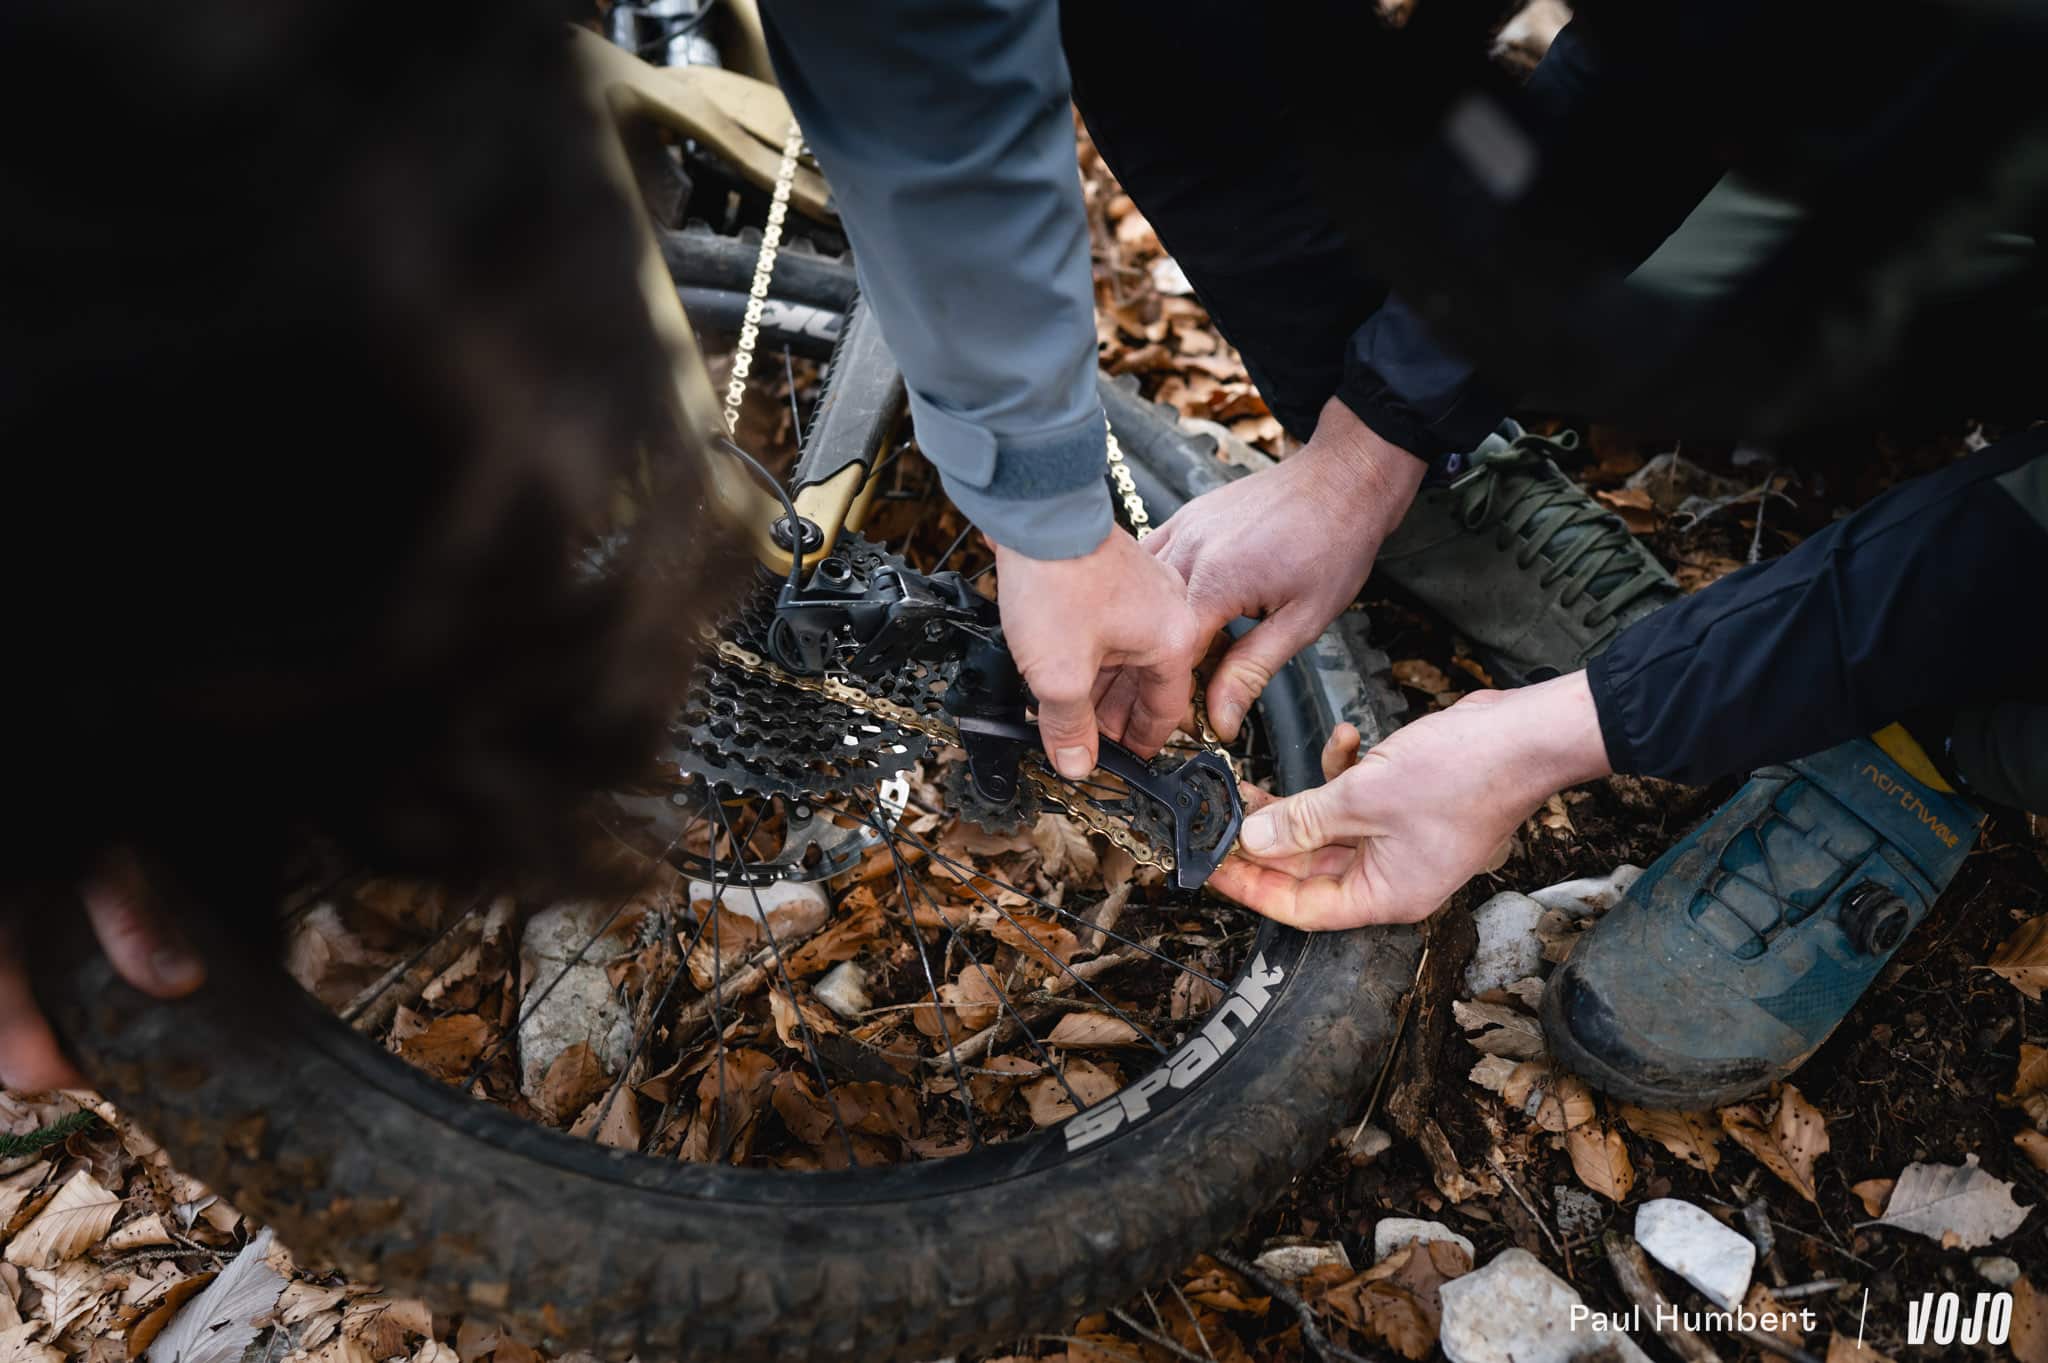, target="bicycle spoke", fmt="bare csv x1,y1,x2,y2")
932,522,974,574
860,795,981,1146
909,841,1167,1058
709,796,860,1168
858,810,1228,992
850,797,1086,1113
